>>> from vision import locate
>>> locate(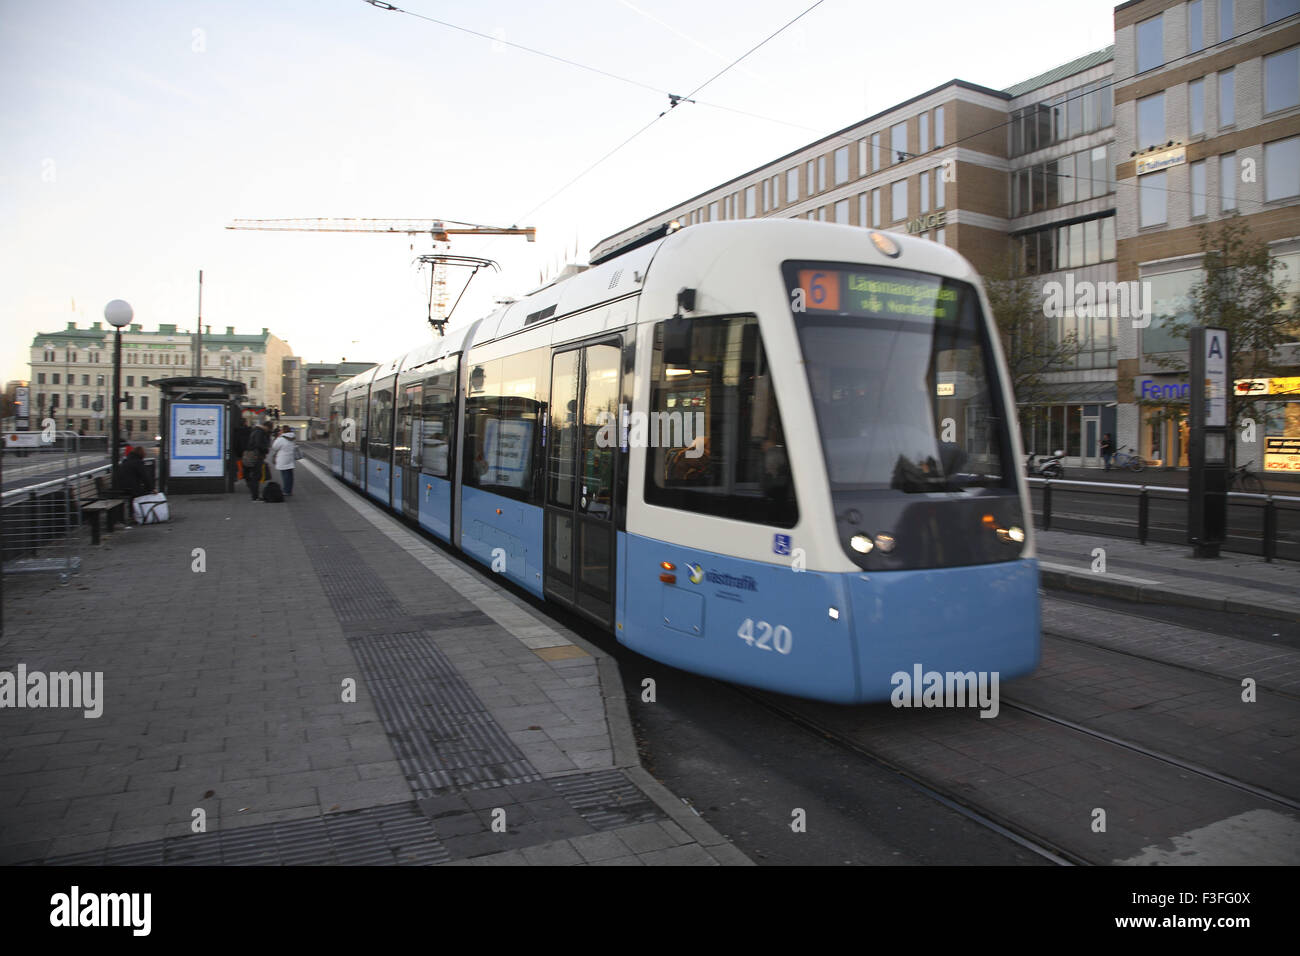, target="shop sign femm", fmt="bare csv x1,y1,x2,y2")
1188,327,1229,558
